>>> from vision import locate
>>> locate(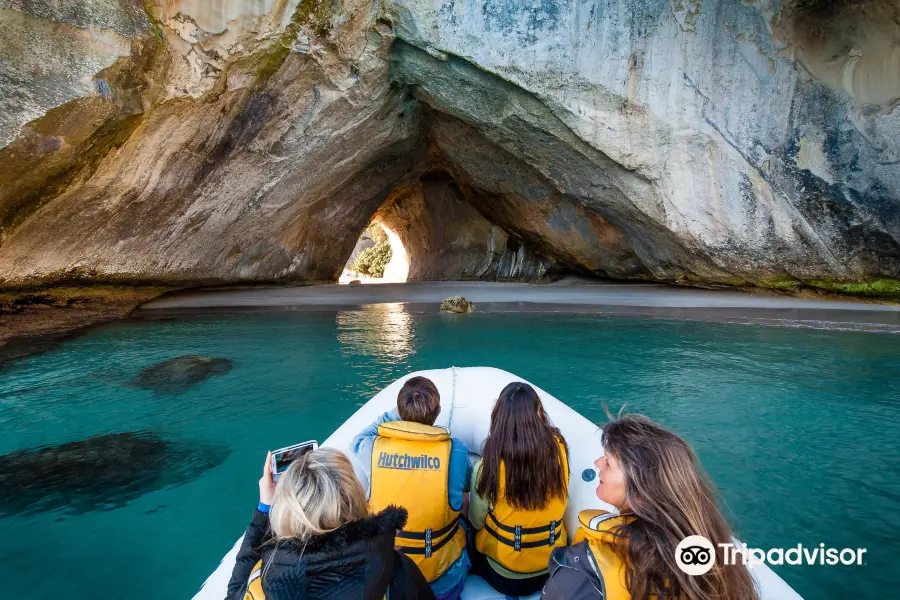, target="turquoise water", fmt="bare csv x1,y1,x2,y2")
1,306,898,599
